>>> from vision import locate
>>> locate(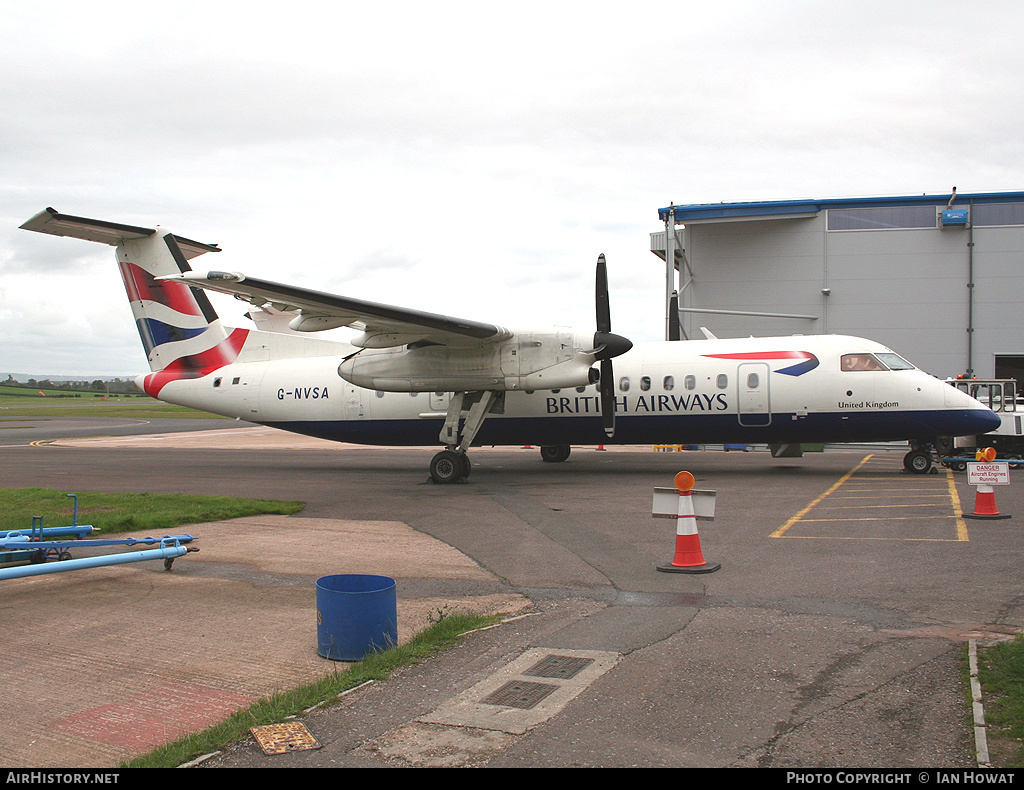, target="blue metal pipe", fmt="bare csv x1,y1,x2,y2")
0,543,192,580
0,534,194,550
1,526,95,540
